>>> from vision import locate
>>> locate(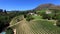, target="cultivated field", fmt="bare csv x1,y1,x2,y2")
10,18,60,34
